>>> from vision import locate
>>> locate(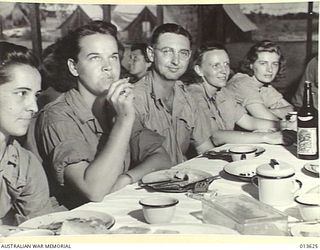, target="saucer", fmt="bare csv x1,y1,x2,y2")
304,162,319,175
223,159,267,181
290,222,320,237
